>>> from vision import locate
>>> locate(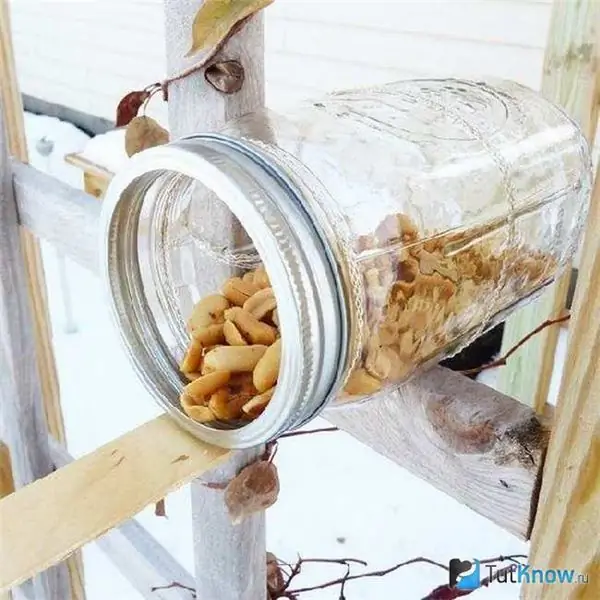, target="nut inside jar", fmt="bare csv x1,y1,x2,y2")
179,211,556,425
